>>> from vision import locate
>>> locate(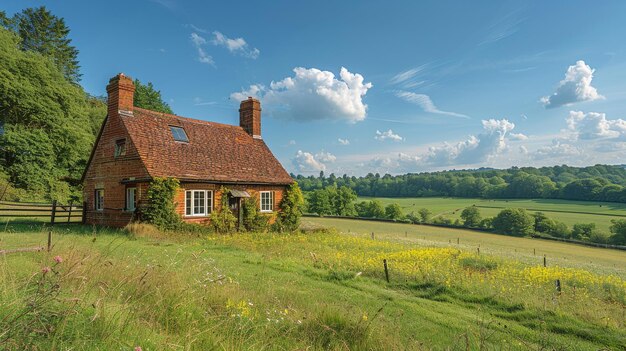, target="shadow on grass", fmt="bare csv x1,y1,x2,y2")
398,281,624,348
